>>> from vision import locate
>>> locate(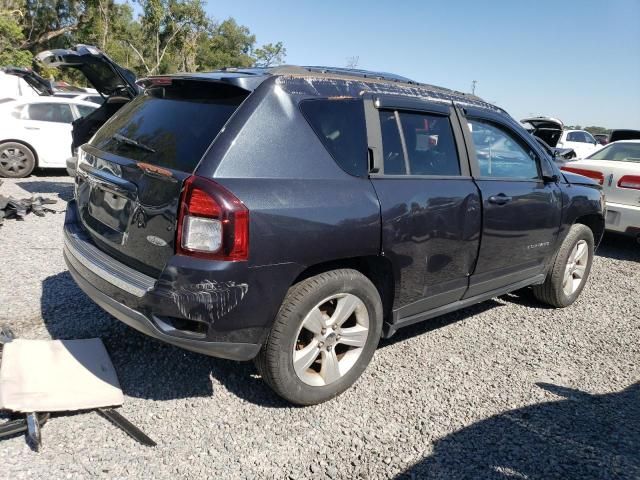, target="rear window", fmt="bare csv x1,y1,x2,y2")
588,142,640,162
299,98,368,177
91,81,248,172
